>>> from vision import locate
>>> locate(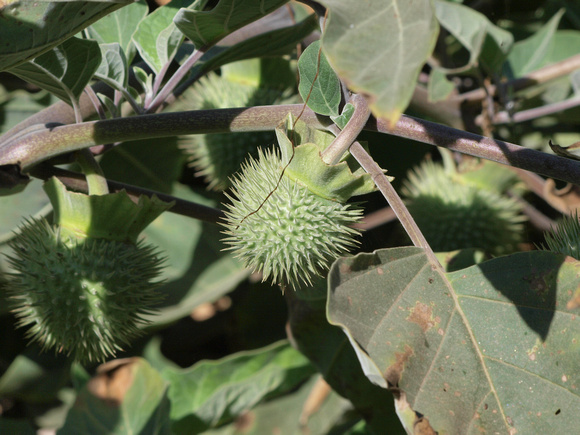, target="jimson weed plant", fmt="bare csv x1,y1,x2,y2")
1,0,580,433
